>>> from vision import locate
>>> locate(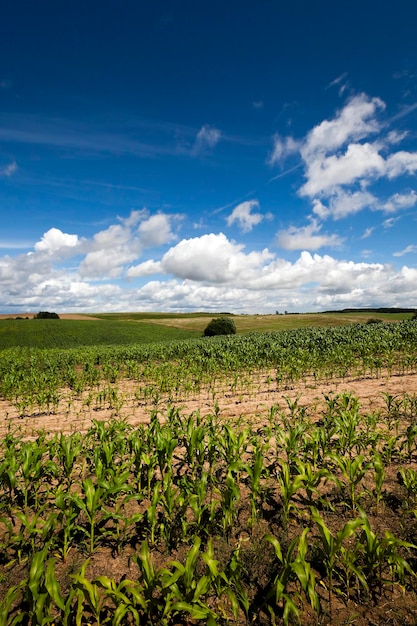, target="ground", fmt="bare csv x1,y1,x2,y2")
1,369,416,439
